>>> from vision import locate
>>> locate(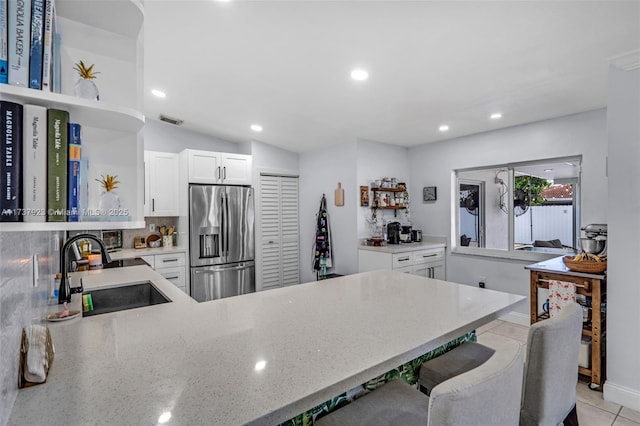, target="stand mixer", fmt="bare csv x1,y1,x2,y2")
580,224,607,255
